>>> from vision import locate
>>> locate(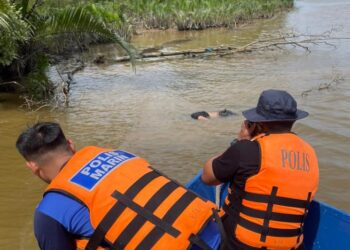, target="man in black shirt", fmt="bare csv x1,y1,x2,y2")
201,89,319,250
